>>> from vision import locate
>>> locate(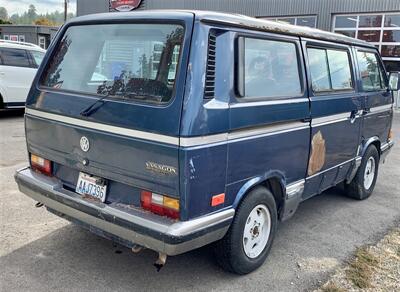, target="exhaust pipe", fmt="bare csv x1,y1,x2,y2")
154,253,167,272
35,202,44,208
131,244,145,253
